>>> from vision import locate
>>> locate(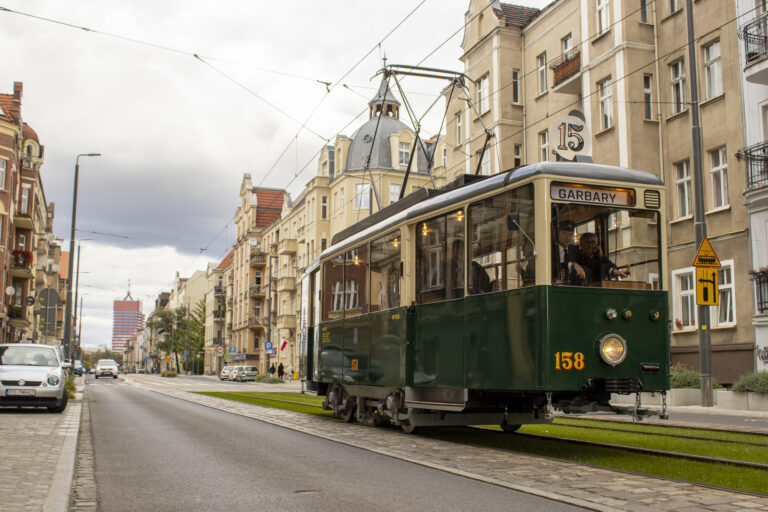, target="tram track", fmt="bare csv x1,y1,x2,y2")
216,391,768,472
